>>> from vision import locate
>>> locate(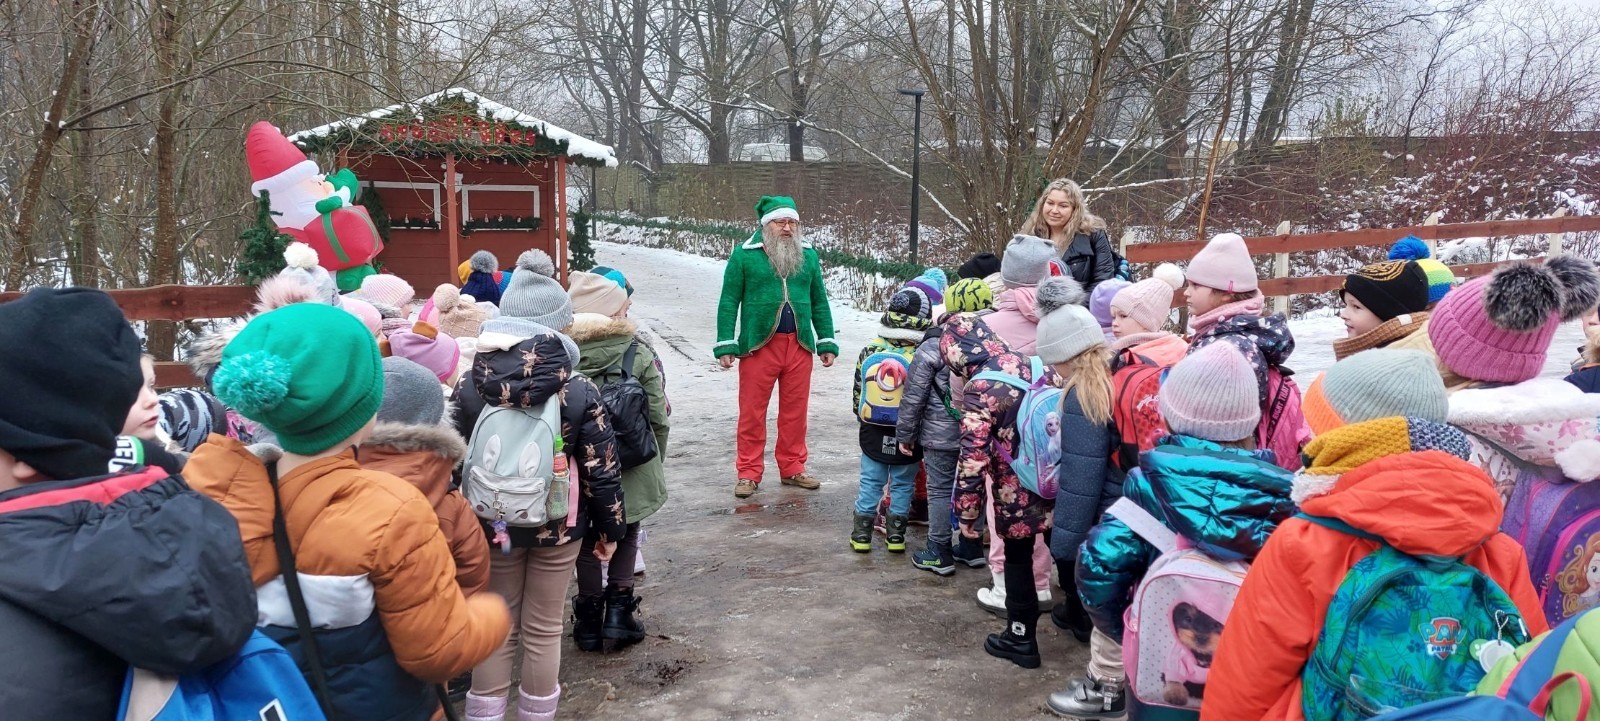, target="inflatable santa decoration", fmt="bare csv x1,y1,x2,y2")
245,121,384,291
